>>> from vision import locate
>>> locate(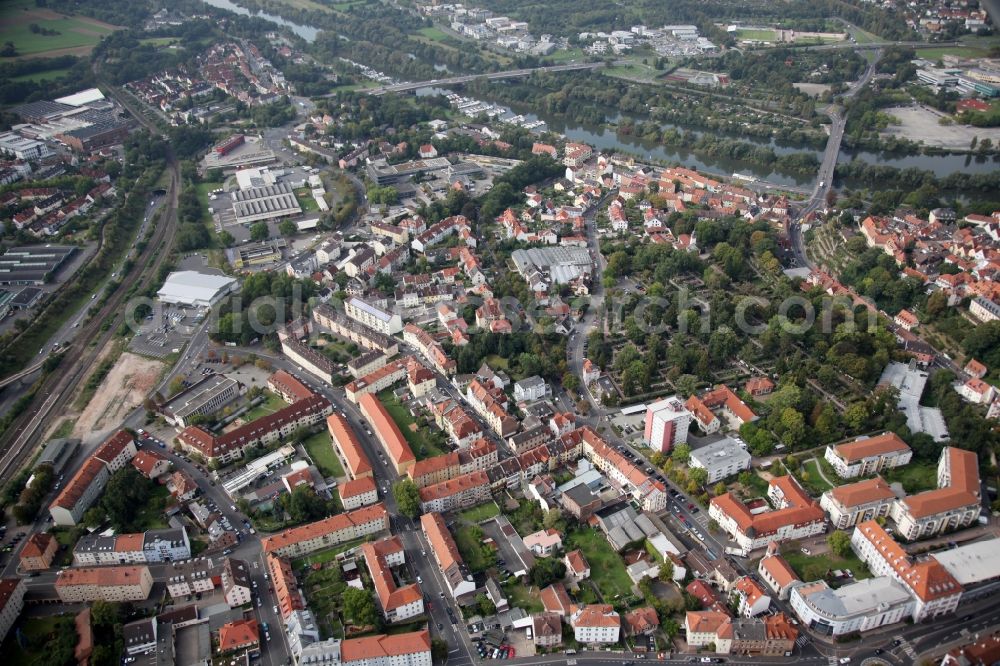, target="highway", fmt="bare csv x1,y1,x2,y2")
362,62,604,96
